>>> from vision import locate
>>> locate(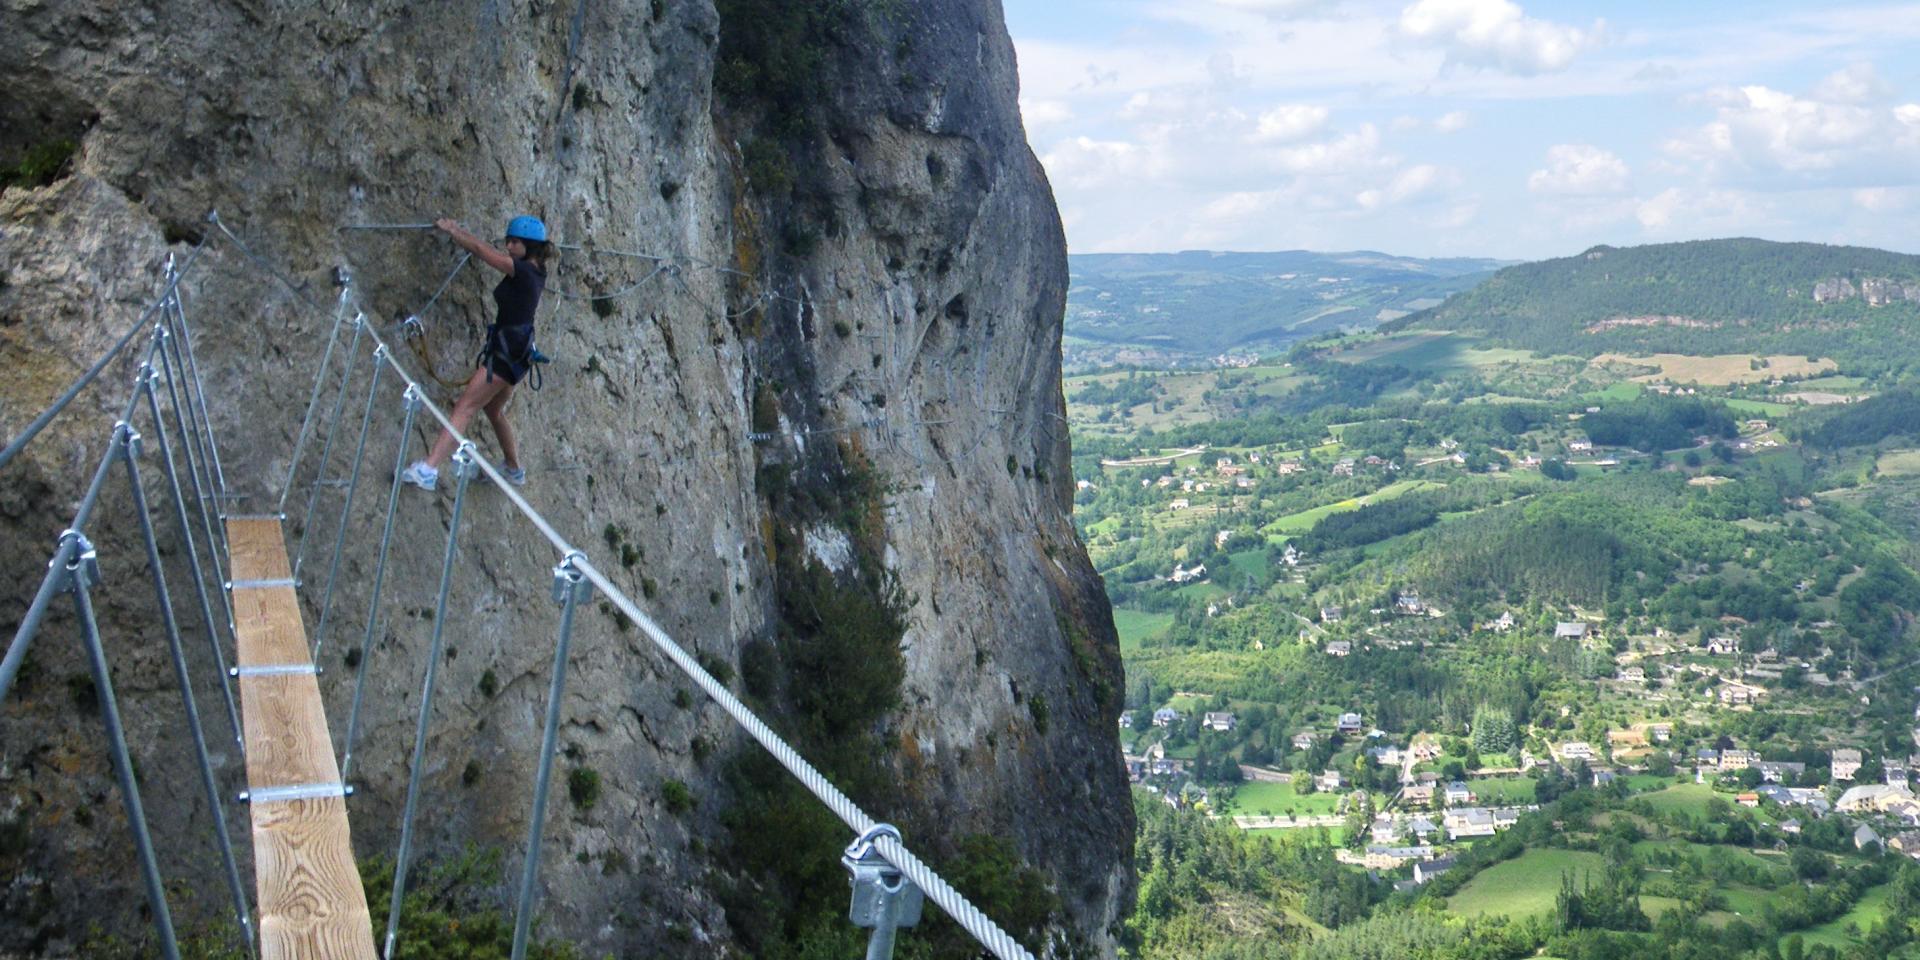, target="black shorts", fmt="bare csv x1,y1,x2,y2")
481,324,533,385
